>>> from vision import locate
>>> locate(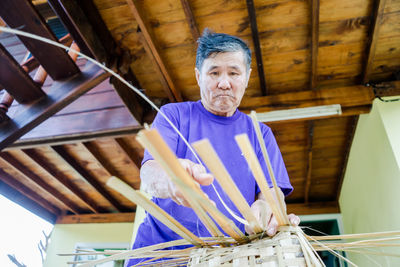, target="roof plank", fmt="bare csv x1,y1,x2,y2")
0,44,45,103
0,63,109,151
0,0,80,80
